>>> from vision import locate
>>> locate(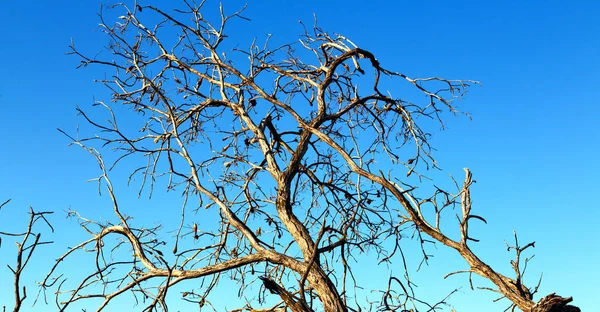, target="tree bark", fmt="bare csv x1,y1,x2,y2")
305,265,347,312
532,294,581,312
